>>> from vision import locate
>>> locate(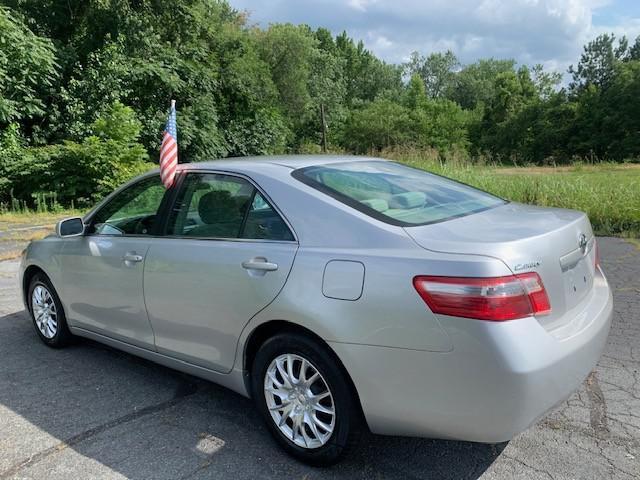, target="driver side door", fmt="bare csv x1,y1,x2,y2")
59,174,169,349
